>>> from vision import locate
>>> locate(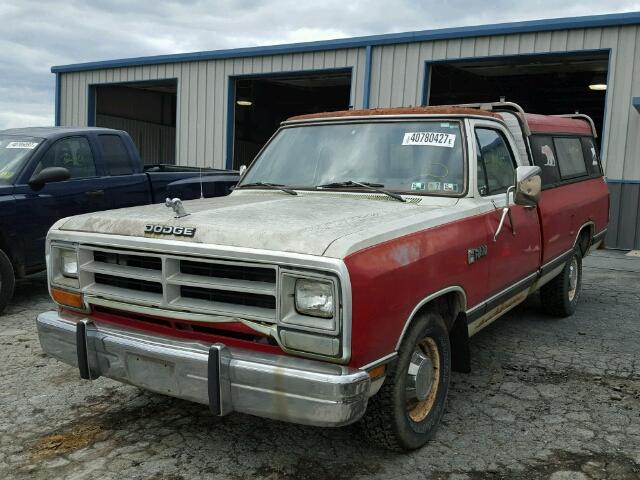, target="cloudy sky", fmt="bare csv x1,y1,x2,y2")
1,0,638,129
